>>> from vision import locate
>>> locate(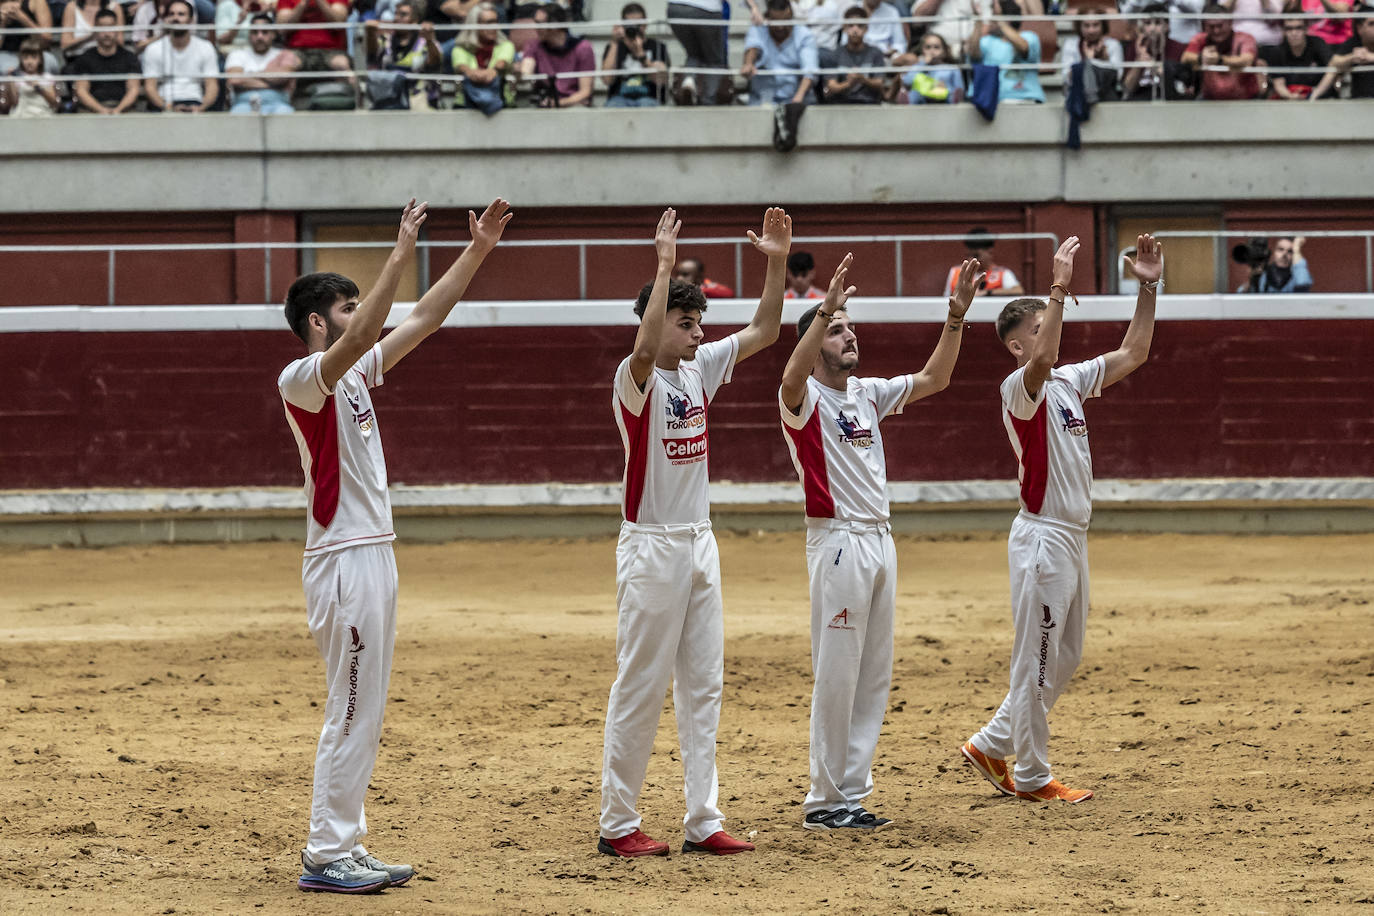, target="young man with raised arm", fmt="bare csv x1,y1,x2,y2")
960,234,1163,804
780,253,985,830
600,207,792,858
278,198,513,893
